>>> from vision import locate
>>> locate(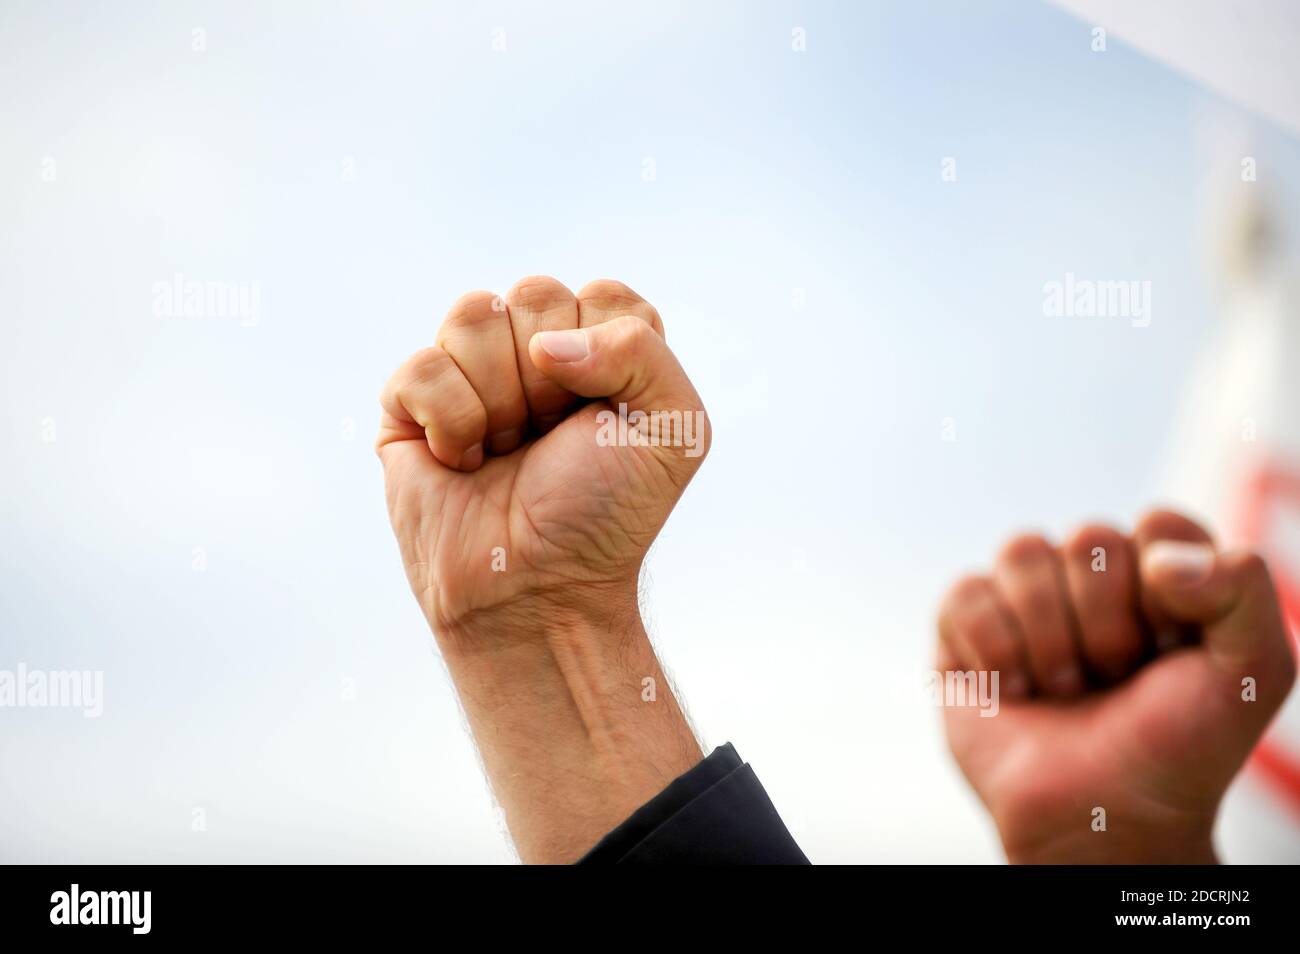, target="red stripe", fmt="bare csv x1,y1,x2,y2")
1252,740,1300,816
